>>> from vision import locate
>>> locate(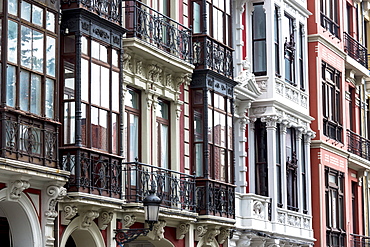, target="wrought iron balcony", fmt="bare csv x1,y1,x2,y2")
123,160,196,212
61,149,122,199
196,179,235,219
61,0,121,24
350,234,370,247
2,111,58,167
320,13,340,38
344,32,368,68
347,130,370,161
193,35,234,79
123,0,192,62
